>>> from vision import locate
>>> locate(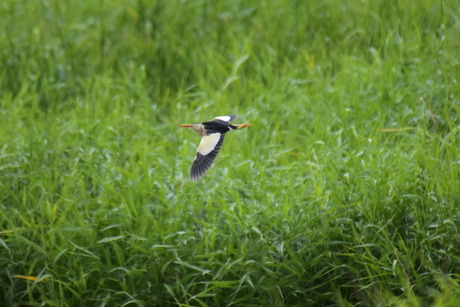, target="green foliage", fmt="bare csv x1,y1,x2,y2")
1,0,460,305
